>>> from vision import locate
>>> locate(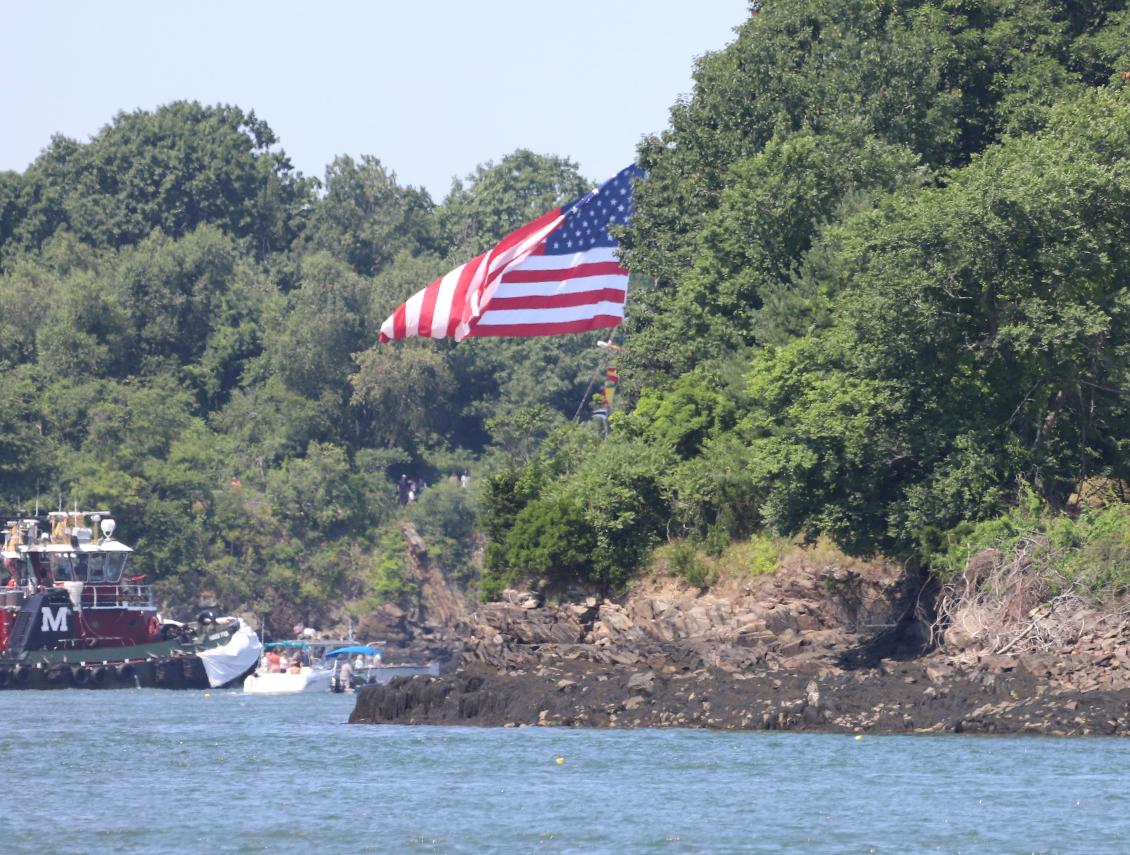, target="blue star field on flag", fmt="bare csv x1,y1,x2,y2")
545,164,643,254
